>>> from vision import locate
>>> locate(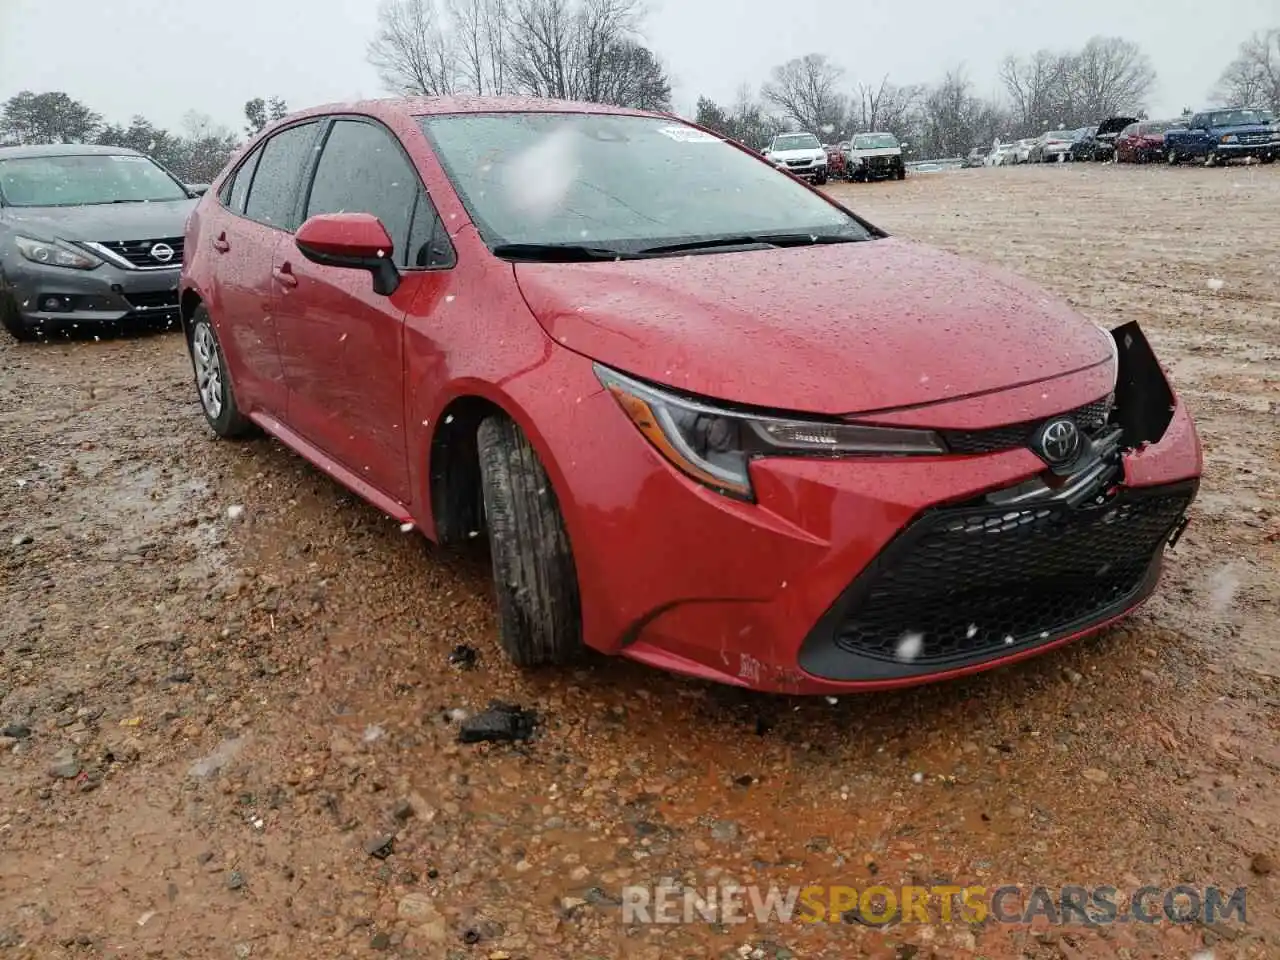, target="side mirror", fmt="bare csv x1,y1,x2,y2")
187,184,209,197
295,213,400,296
900,142,910,149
